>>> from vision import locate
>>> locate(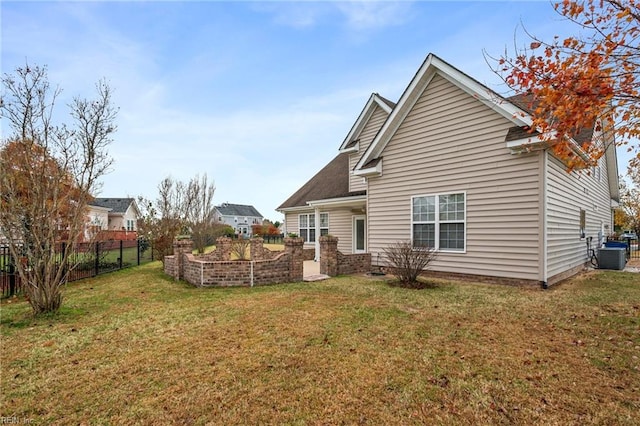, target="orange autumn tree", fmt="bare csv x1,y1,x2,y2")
1,139,86,237
493,0,640,171
618,164,640,236
0,64,117,314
